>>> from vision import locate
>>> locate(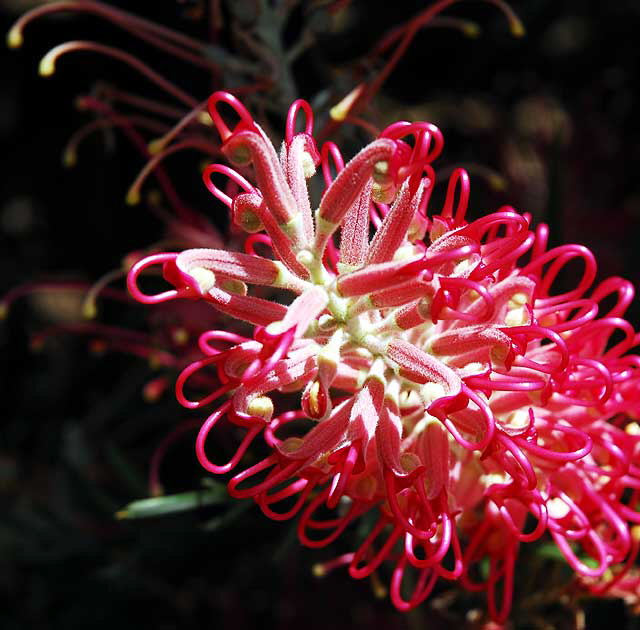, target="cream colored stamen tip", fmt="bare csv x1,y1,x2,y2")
488,173,507,191
114,510,128,520
279,437,303,454
490,345,508,363
237,209,263,233
0,302,8,320
509,292,529,307
189,267,216,293
172,328,189,345
308,381,321,417
372,582,387,599
625,422,640,436
265,320,287,336
462,23,481,38
511,20,526,38
296,249,314,266
505,306,528,327
312,564,326,578
82,300,97,320
229,144,251,166
504,409,529,430
371,182,395,204
7,27,23,49
374,160,389,175
147,138,165,155
421,382,446,405
126,188,140,206
197,111,213,126
38,55,55,77
329,103,348,122
62,149,76,169
247,396,274,420
547,497,570,520
301,151,316,178
220,279,247,296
